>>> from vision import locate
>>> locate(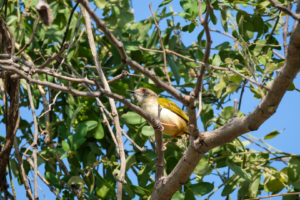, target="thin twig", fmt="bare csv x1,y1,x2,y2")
272,50,285,59
60,2,79,50
154,104,164,185
244,191,300,199
56,8,82,72
167,50,270,90
15,15,40,56
149,3,171,85
238,80,247,110
38,43,69,69
13,138,34,200
196,91,202,120
26,81,39,200
233,99,238,117
25,155,61,199
268,0,300,20
38,91,62,119
81,3,126,200
121,130,146,152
